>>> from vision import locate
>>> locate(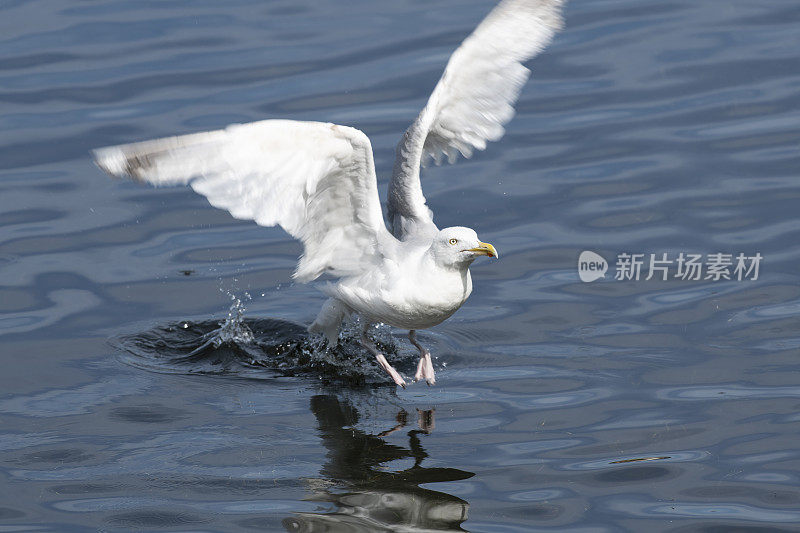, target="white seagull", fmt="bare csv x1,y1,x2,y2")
93,0,564,387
